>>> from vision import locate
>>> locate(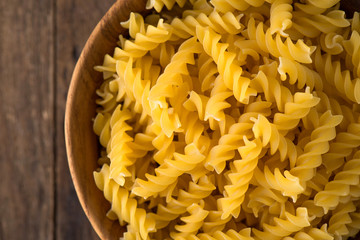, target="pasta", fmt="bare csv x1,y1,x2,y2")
92,0,360,239
314,150,360,213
